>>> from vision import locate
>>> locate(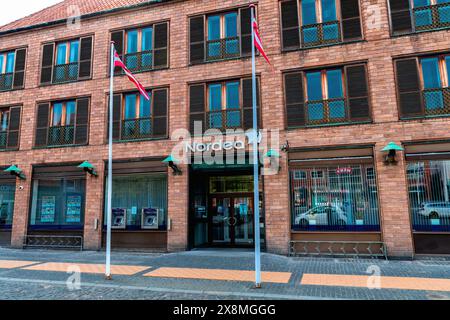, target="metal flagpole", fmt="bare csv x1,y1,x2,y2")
105,42,114,280
250,5,262,288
